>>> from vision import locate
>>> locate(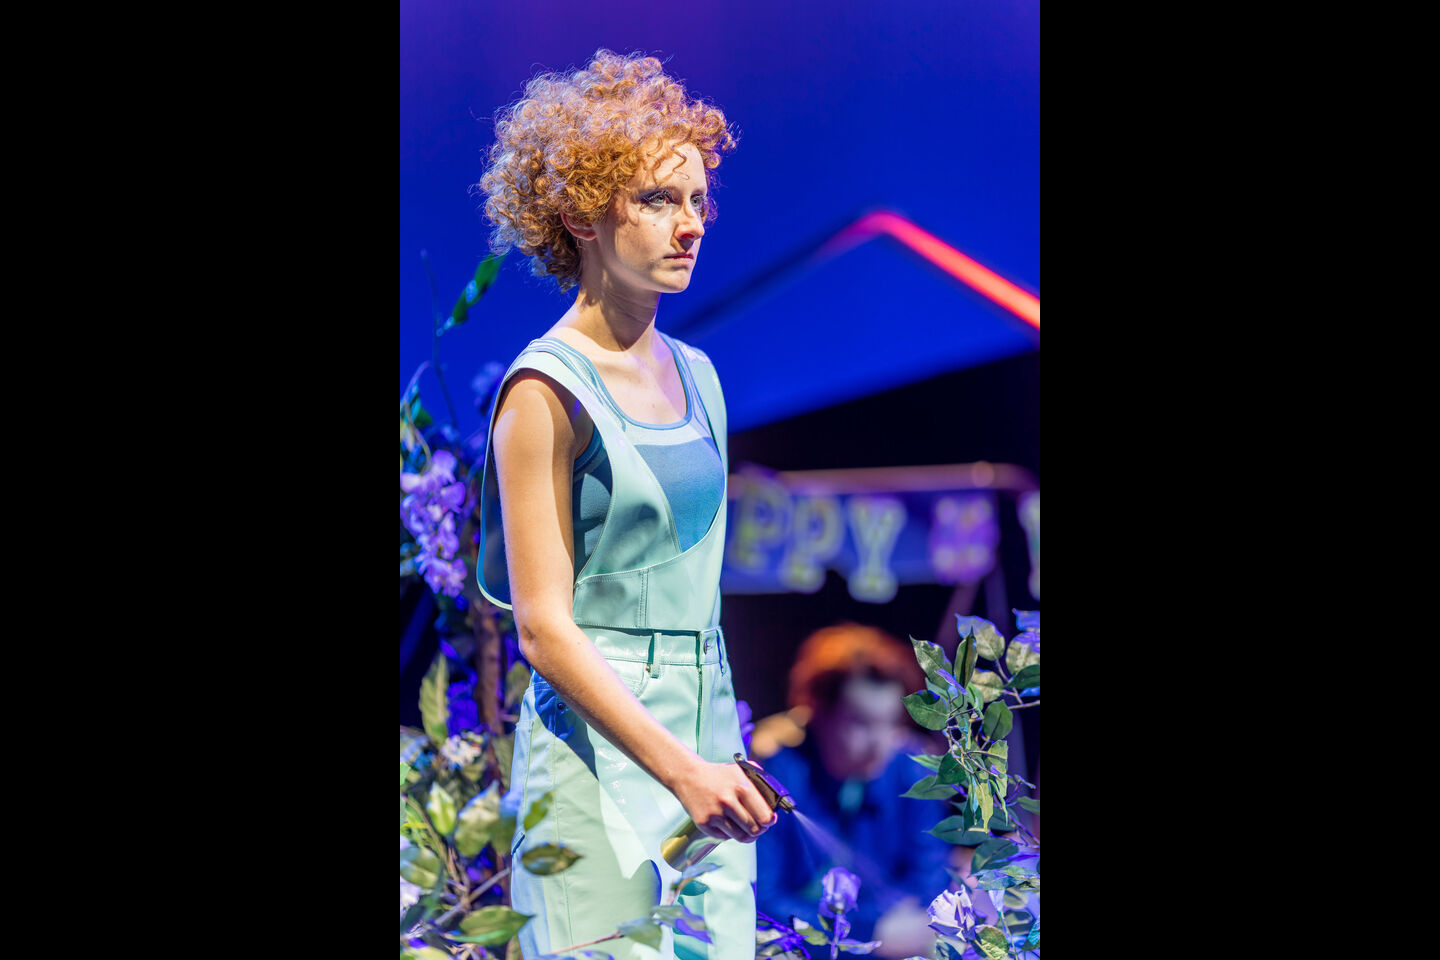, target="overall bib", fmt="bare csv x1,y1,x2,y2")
477,333,755,960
